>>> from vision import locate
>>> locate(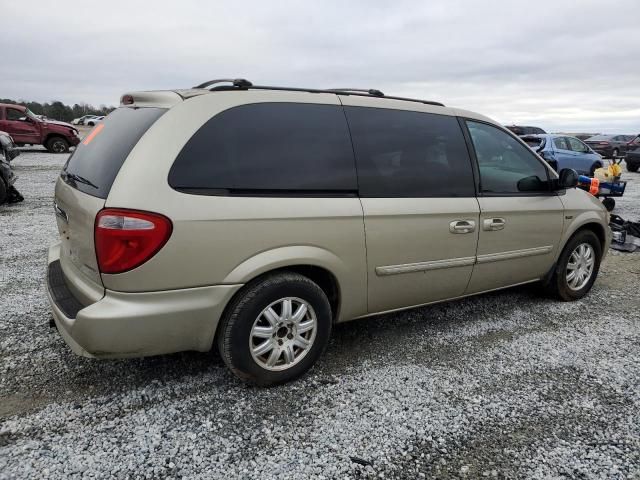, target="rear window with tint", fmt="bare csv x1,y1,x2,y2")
522,136,544,149
169,103,357,194
62,107,166,198
345,106,475,197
